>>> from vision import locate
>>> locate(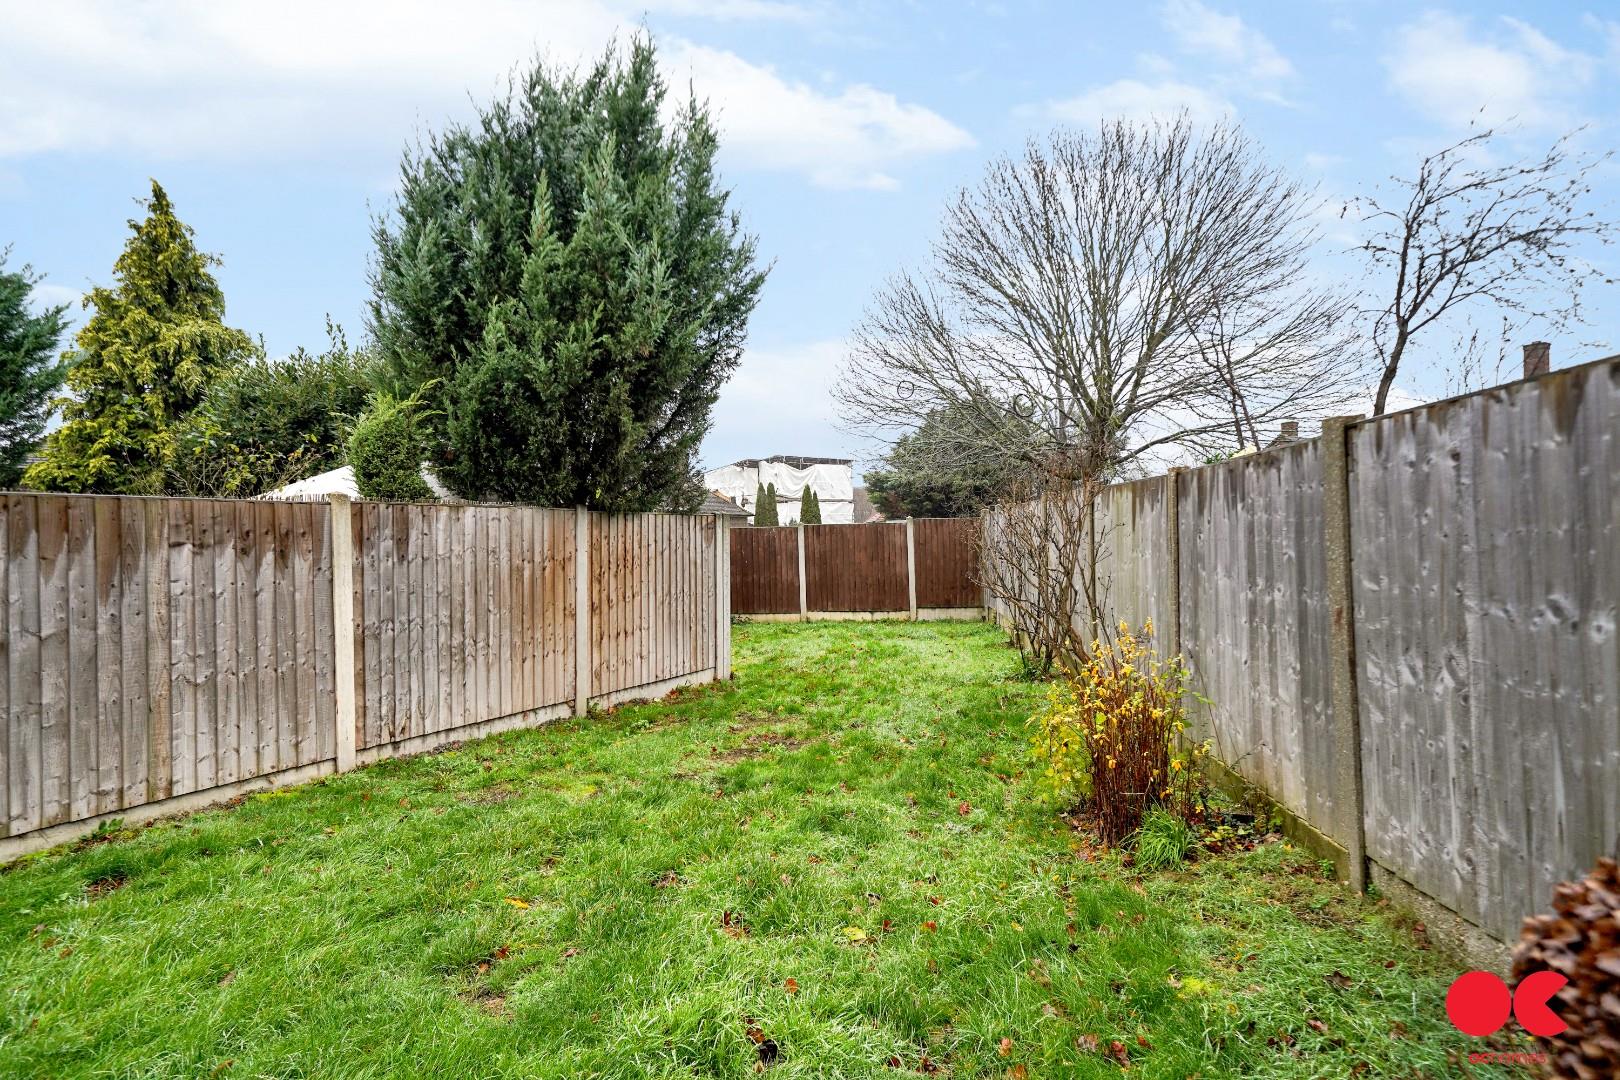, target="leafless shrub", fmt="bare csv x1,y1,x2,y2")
977,464,1107,677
